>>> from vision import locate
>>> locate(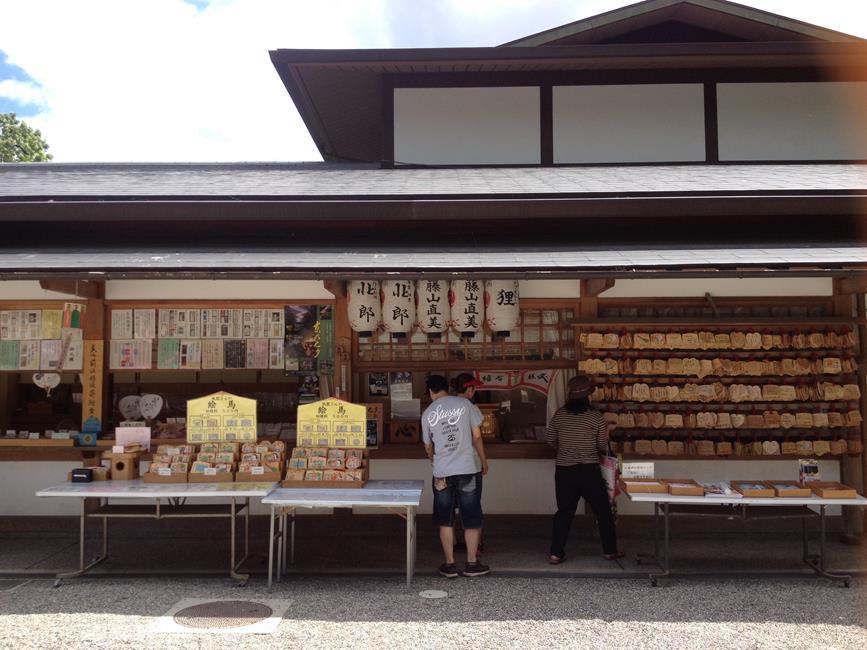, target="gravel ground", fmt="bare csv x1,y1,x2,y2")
0,575,865,650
